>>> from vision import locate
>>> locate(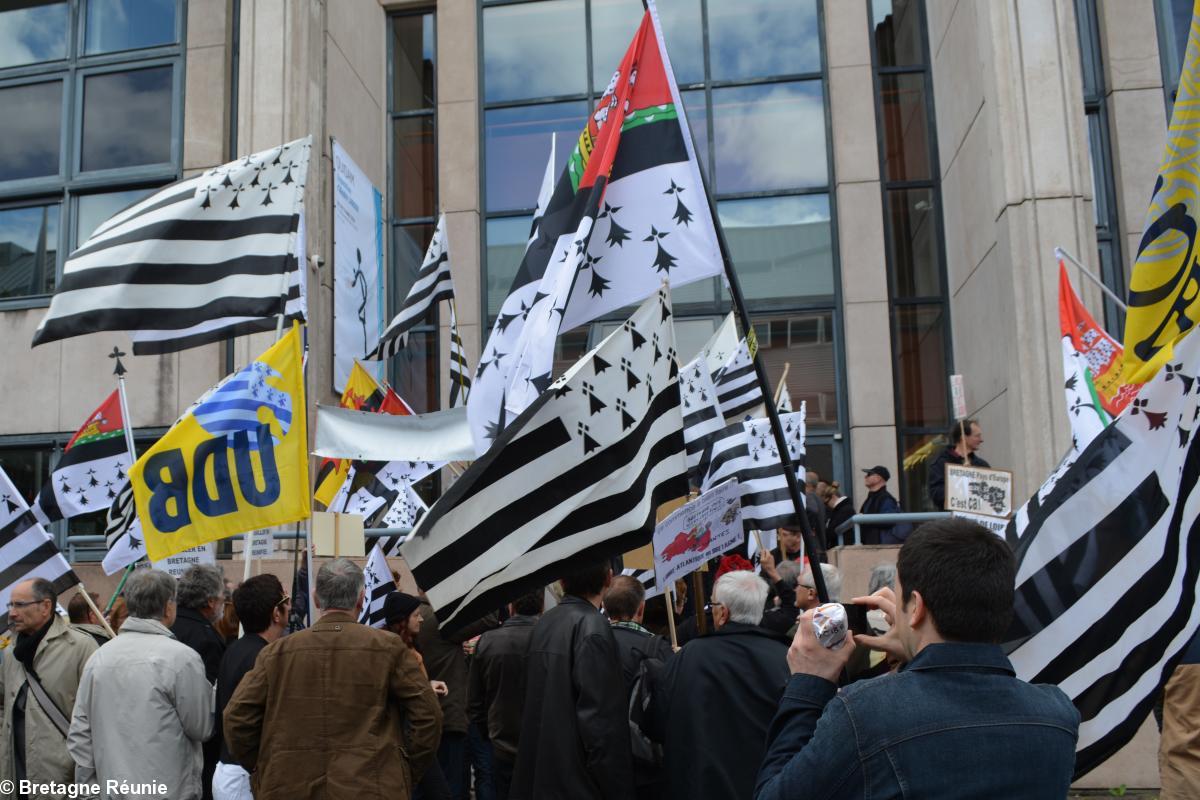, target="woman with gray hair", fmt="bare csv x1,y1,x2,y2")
68,569,215,800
